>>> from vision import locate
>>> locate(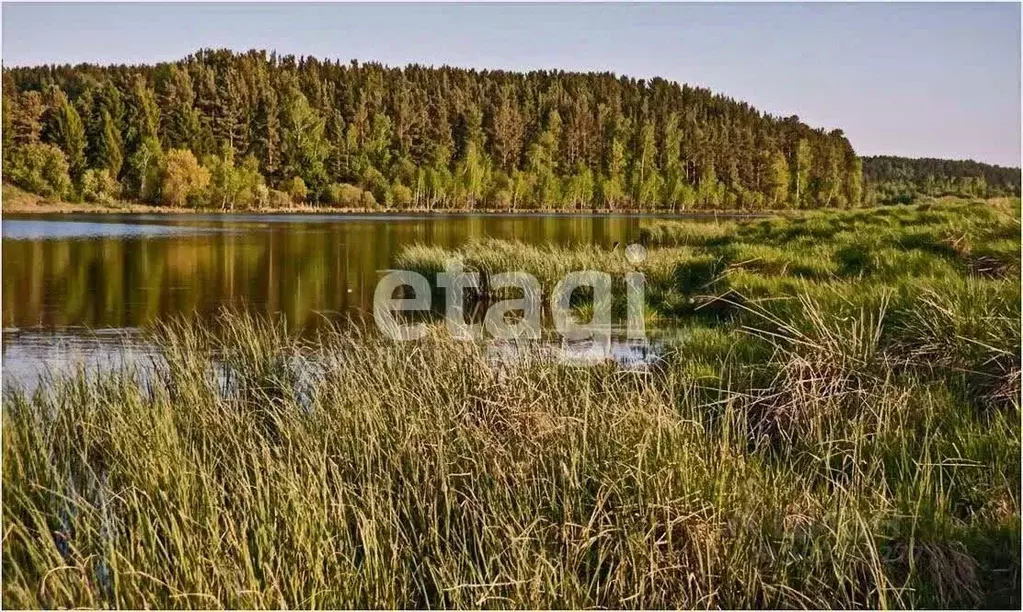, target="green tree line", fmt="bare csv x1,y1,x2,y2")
3,48,865,210
863,155,1021,204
